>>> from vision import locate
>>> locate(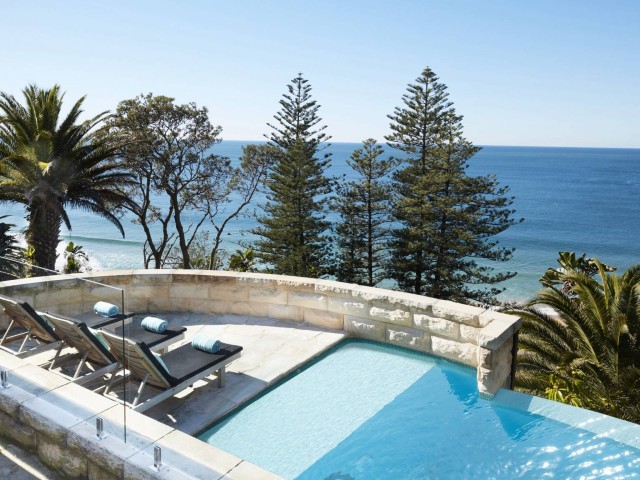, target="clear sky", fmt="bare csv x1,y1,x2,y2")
2,1,639,147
